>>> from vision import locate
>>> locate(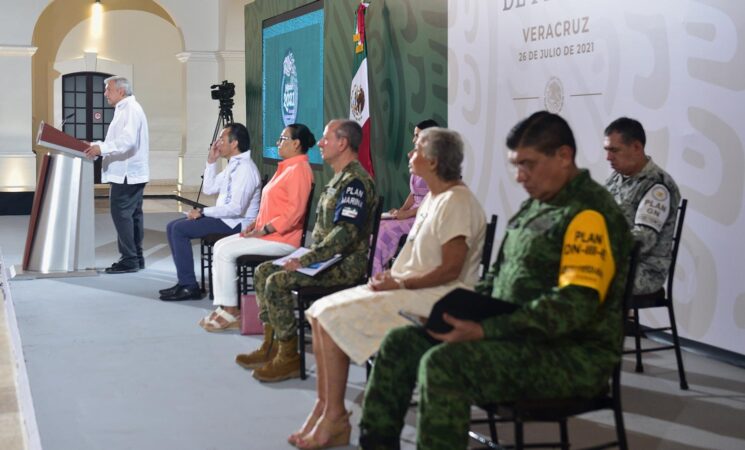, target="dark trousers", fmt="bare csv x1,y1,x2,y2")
166,216,239,287
110,181,146,268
